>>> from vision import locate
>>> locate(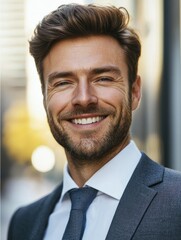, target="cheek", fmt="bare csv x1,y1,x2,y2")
45,91,70,115
97,87,128,107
